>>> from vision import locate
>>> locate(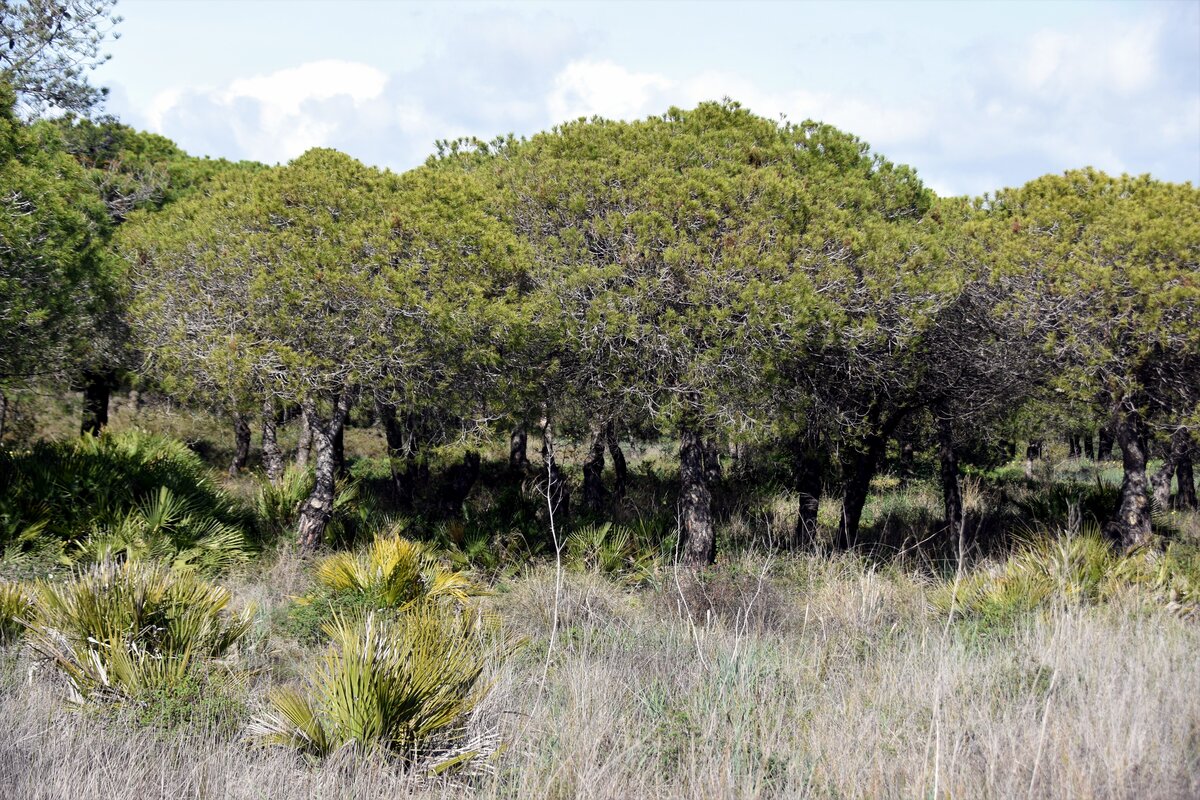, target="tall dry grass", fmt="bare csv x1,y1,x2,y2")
2,551,1198,799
